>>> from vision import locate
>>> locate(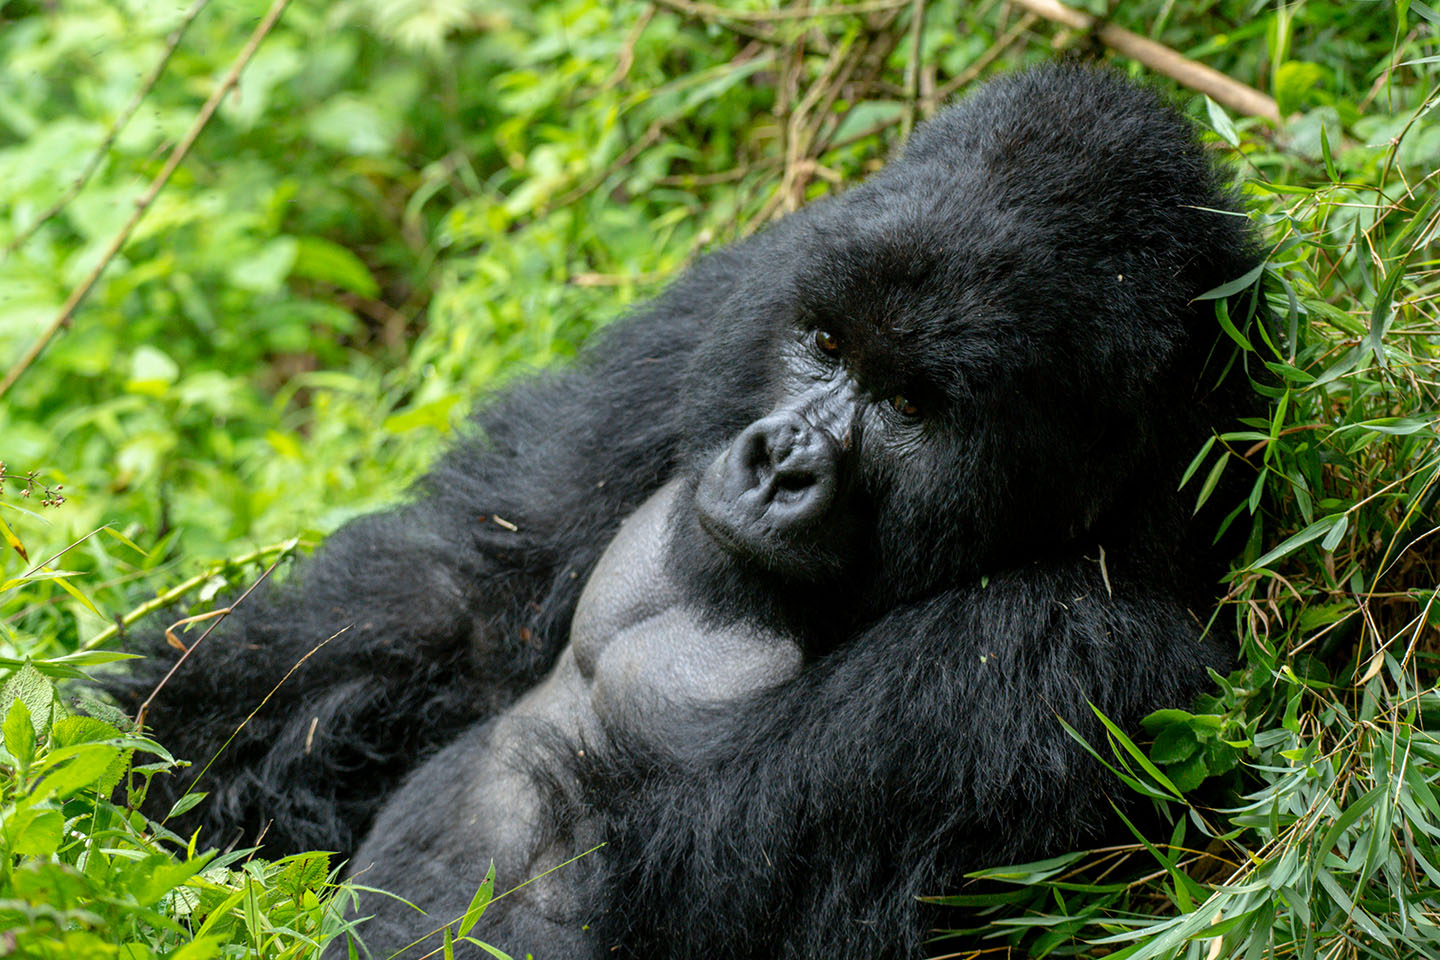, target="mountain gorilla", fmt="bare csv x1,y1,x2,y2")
116,65,1261,958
